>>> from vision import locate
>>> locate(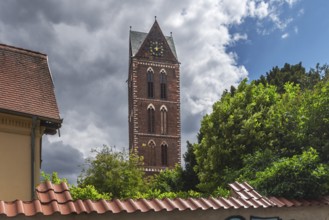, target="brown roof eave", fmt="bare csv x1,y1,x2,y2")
0,108,63,128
